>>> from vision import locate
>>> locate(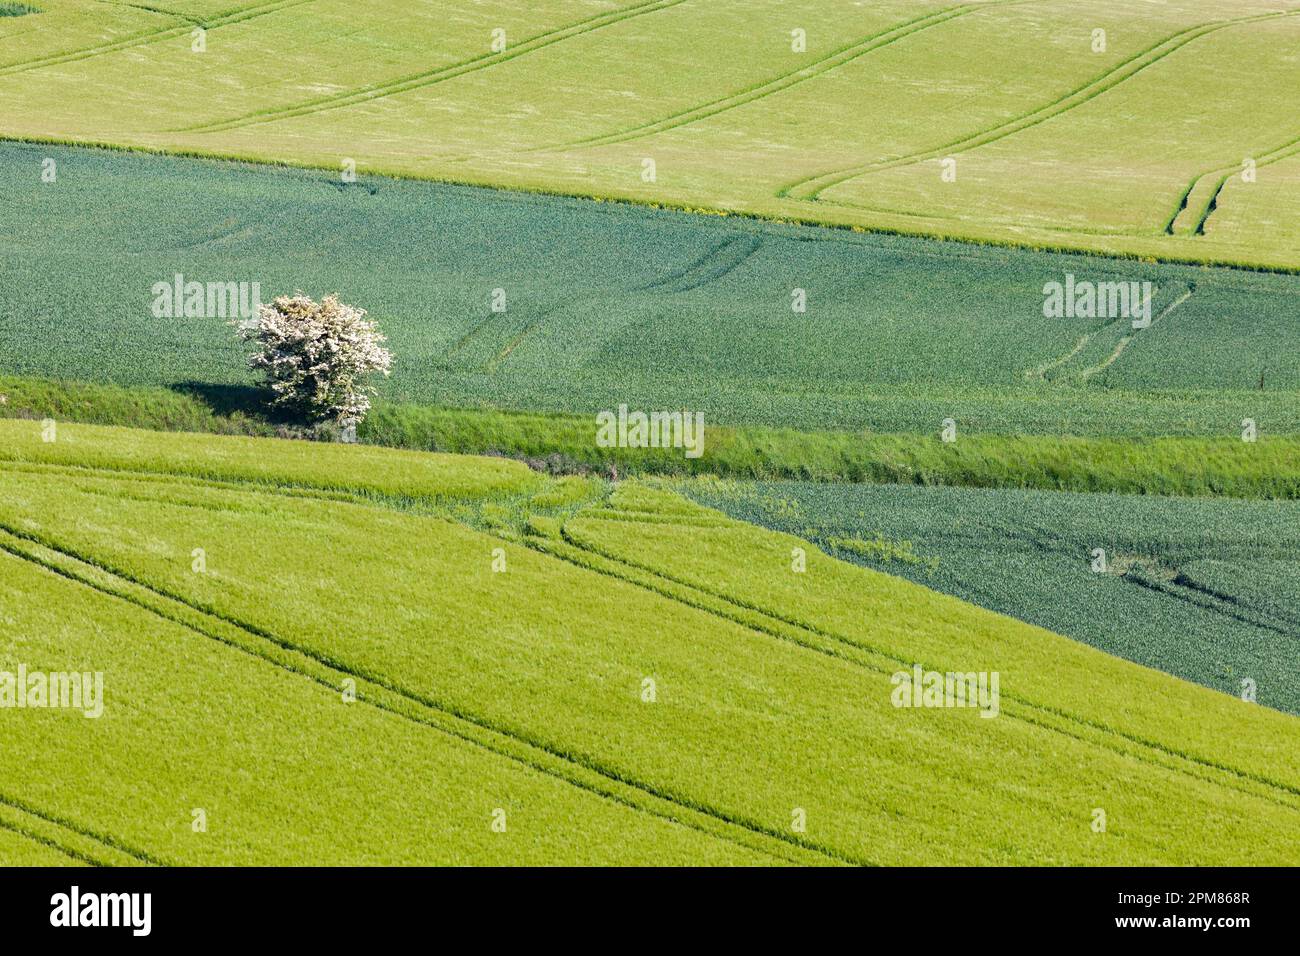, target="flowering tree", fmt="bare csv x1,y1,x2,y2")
238,293,392,428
